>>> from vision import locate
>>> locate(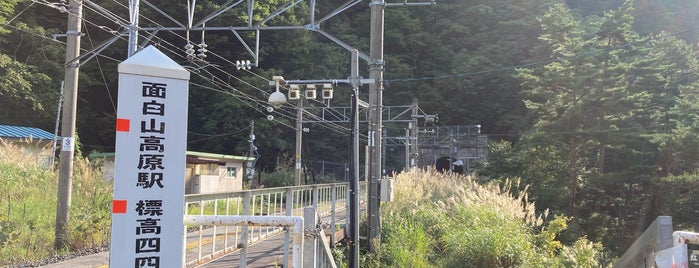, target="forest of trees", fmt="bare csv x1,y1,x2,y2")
2,0,699,258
